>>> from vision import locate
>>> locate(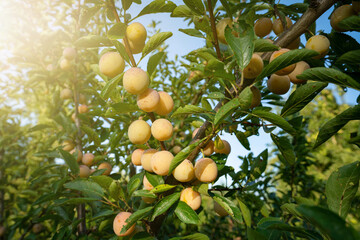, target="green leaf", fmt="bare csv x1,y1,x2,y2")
169,233,210,240
145,172,164,187
238,198,251,227
80,5,102,28
151,192,181,221
256,49,318,81
296,205,360,240
179,28,204,38
254,39,280,52
326,161,360,218
270,134,295,166
225,23,255,70
100,72,124,99
107,22,127,40
314,105,360,148
183,0,204,15
281,82,328,117
175,201,200,224
133,190,157,198
147,52,165,76
168,140,203,174
151,184,176,194
250,149,268,179
132,232,156,240
121,0,132,10
75,35,113,48
120,207,153,234
127,172,143,196
28,124,54,132
207,92,225,99
281,203,302,218
219,0,233,19
297,67,360,90
236,131,250,150
109,180,126,201
251,109,297,135
58,149,79,175
212,193,242,223
171,5,193,17
80,125,101,146
171,105,208,118
247,228,267,240
136,0,176,18
64,180,104,197
113,40,130,64
109,102,138,114
56,197,99,205
142,32,173,58
338,15,360,32
90,175,113,190
336,49,360,64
